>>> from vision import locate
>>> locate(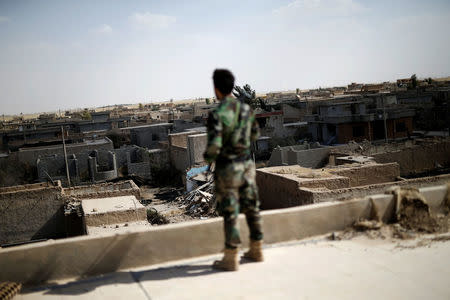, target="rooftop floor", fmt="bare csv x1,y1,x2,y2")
18,234,450,300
